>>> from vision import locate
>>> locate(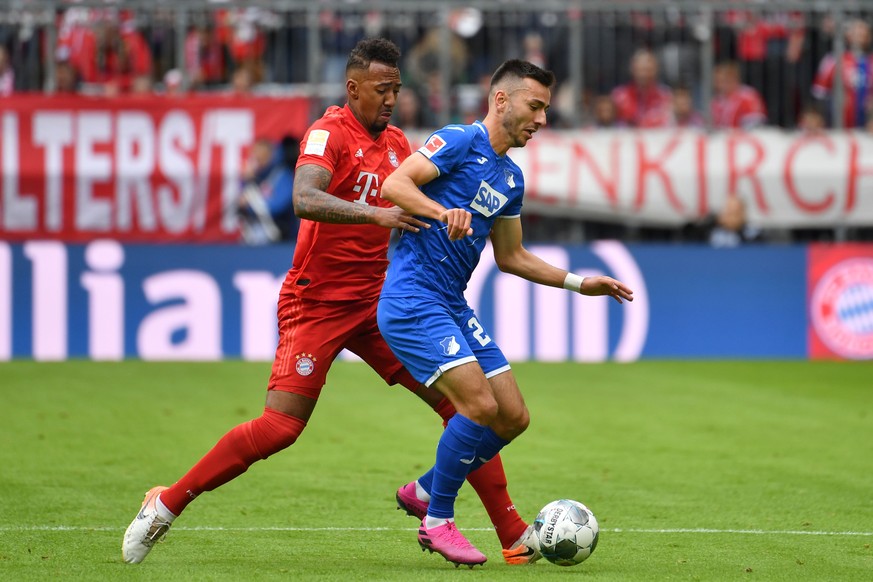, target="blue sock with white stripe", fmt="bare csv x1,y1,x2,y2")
426,414,487,519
